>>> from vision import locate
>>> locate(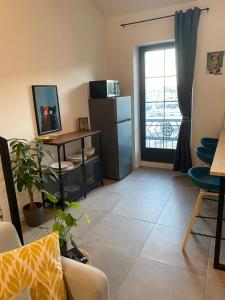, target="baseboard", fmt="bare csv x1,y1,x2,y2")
139,160,173,170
